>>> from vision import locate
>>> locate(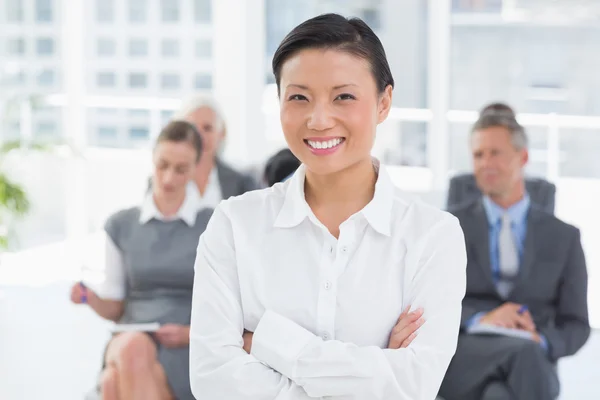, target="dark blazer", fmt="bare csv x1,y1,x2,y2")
215,158,258,199
447,174,556,214
450,198,590,362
